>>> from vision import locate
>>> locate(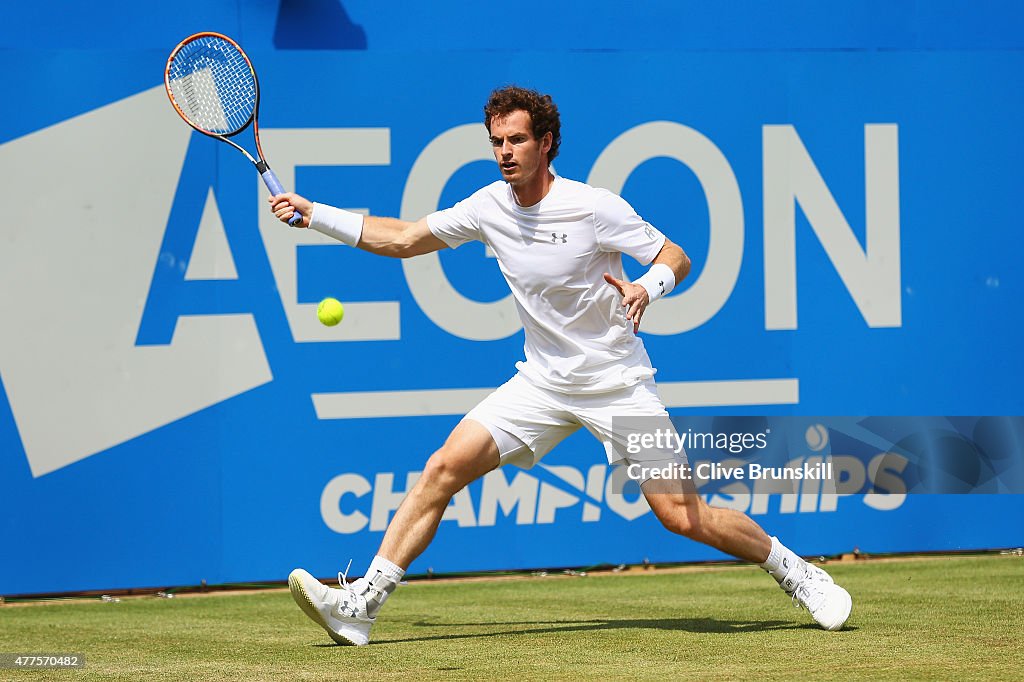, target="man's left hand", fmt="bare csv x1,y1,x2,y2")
603,273,650,334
